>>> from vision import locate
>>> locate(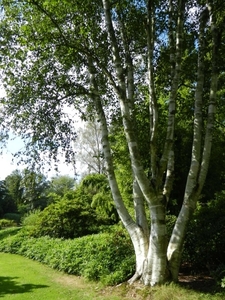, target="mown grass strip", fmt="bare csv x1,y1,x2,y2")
0,253,121,300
